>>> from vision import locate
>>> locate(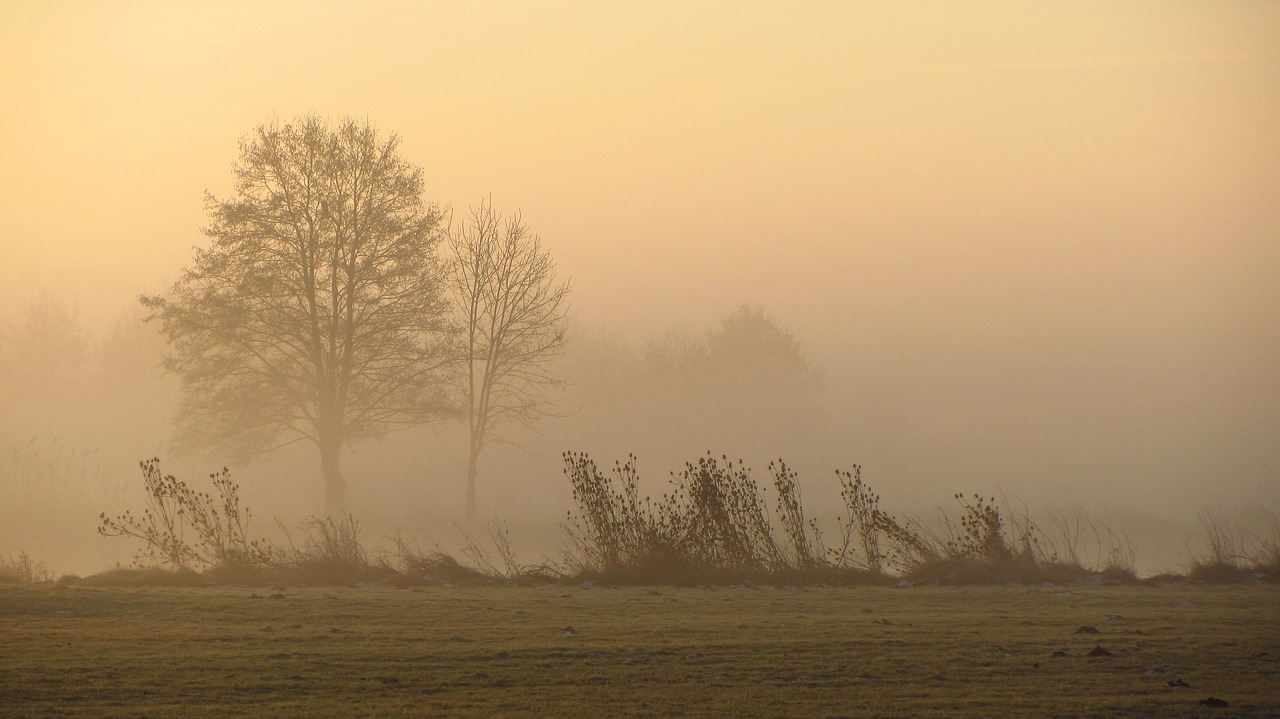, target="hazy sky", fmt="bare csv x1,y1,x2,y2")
2,1,1278,512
